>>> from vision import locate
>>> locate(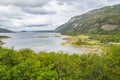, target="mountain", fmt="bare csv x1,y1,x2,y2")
55,4,120,35
0,28,13,33
34,30,54,32
20,30,54,33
